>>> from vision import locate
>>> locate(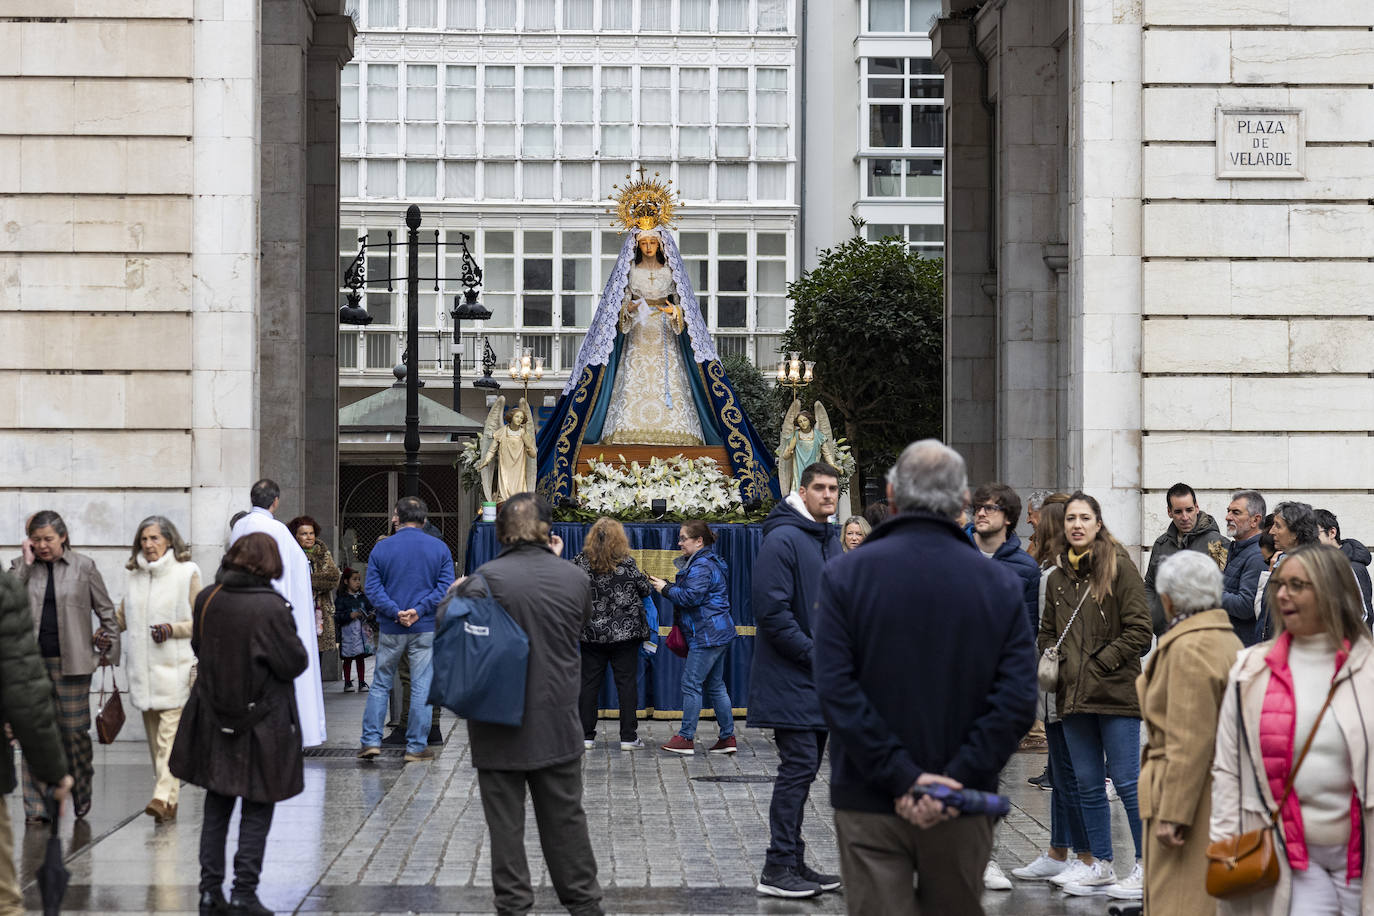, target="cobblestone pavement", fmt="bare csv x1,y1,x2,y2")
14,686,1140,914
